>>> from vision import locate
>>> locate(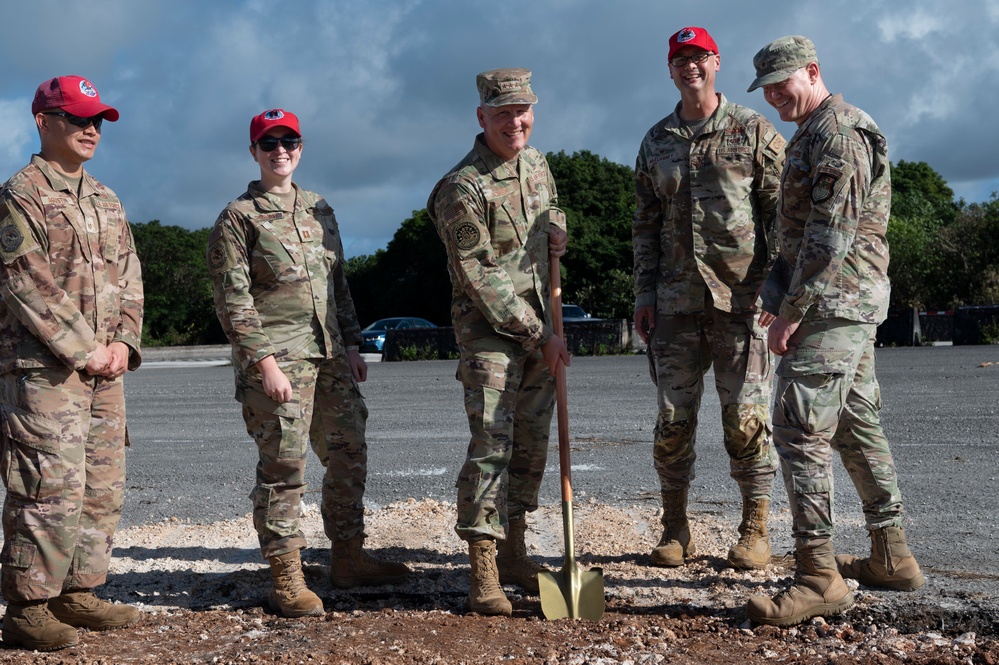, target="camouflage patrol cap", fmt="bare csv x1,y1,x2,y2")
476,68,538,107
747,36,818,92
